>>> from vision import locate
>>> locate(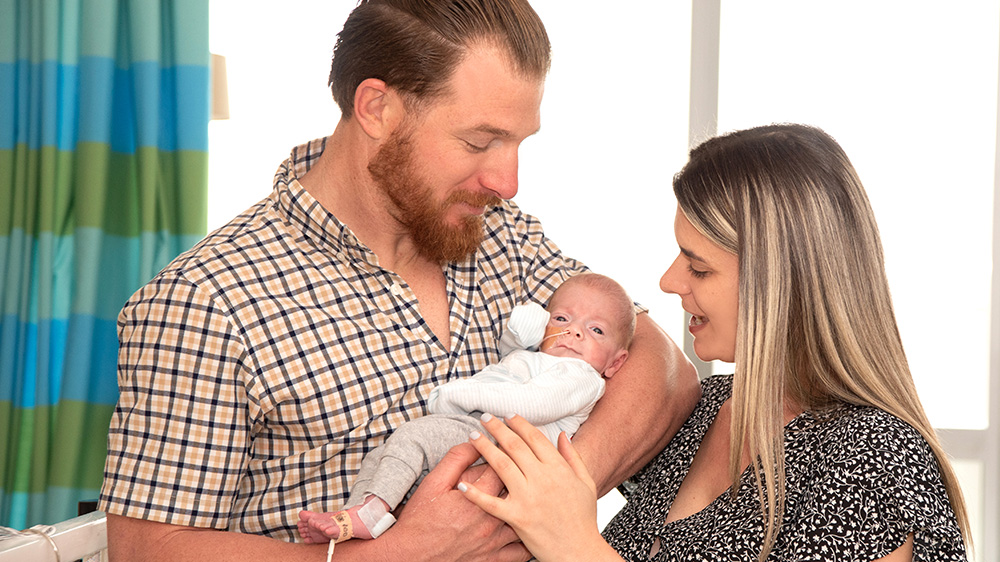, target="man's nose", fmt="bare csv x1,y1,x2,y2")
480,149,518,200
